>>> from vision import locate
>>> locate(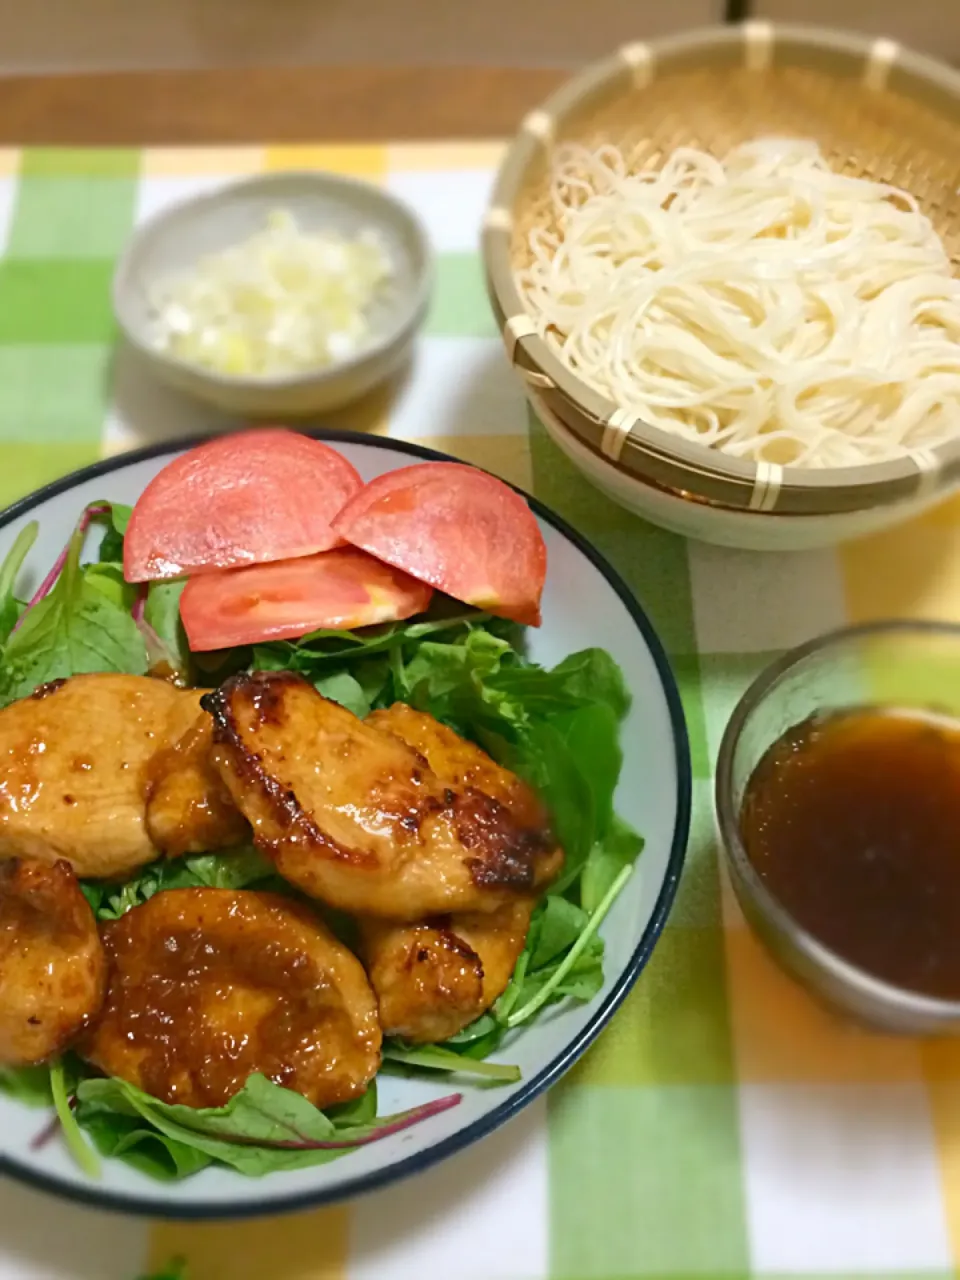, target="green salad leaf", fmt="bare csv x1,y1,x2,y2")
83,559,136,612
0,1062,58,1106
500,865,632,1027
581,814,645,915
381,1043,522,1084
250,608,517,716
51,1057,100,1179
74,1074,460,1180
96,502,132,565
0,506,147,705
80,847,278,921
0,522,37,644
9,1063,455,1184
142,579,191,677
0,1054,85,1106
93,505,193,682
